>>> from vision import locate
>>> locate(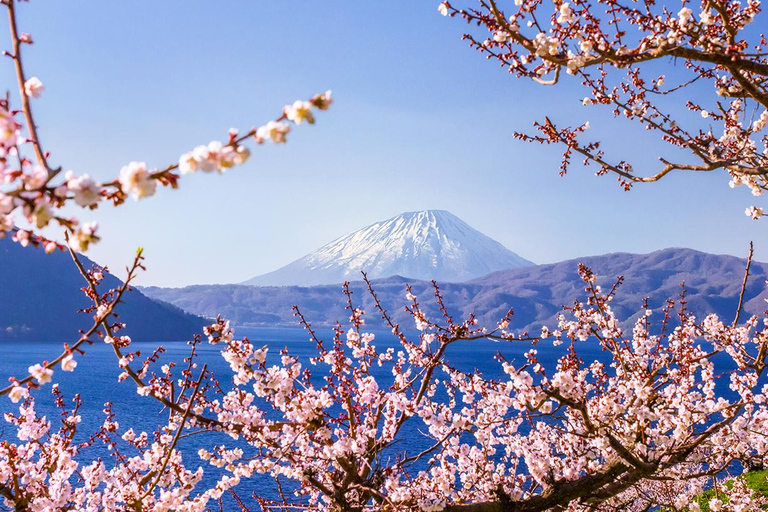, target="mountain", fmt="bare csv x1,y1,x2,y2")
142,248,765,333
242,210,534,286
0,237,205,342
